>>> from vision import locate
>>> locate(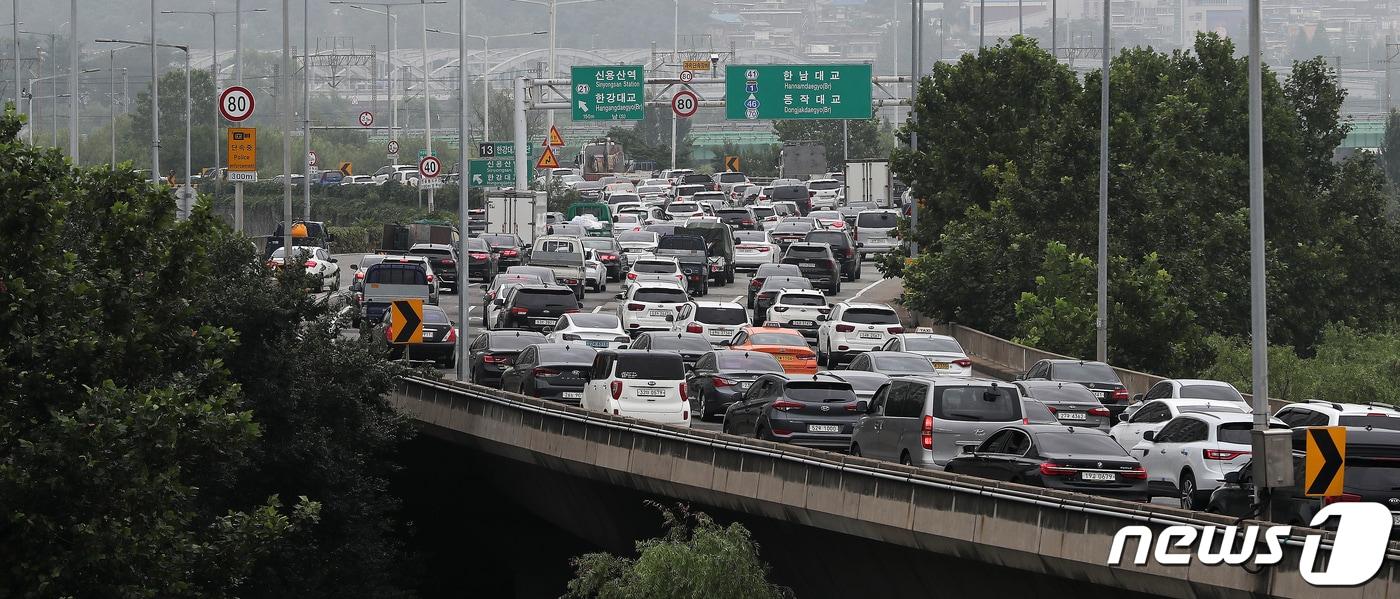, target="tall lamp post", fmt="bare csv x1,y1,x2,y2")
426,27,545,141
162,3,268,206
98,38,192,214
19,30,56,145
